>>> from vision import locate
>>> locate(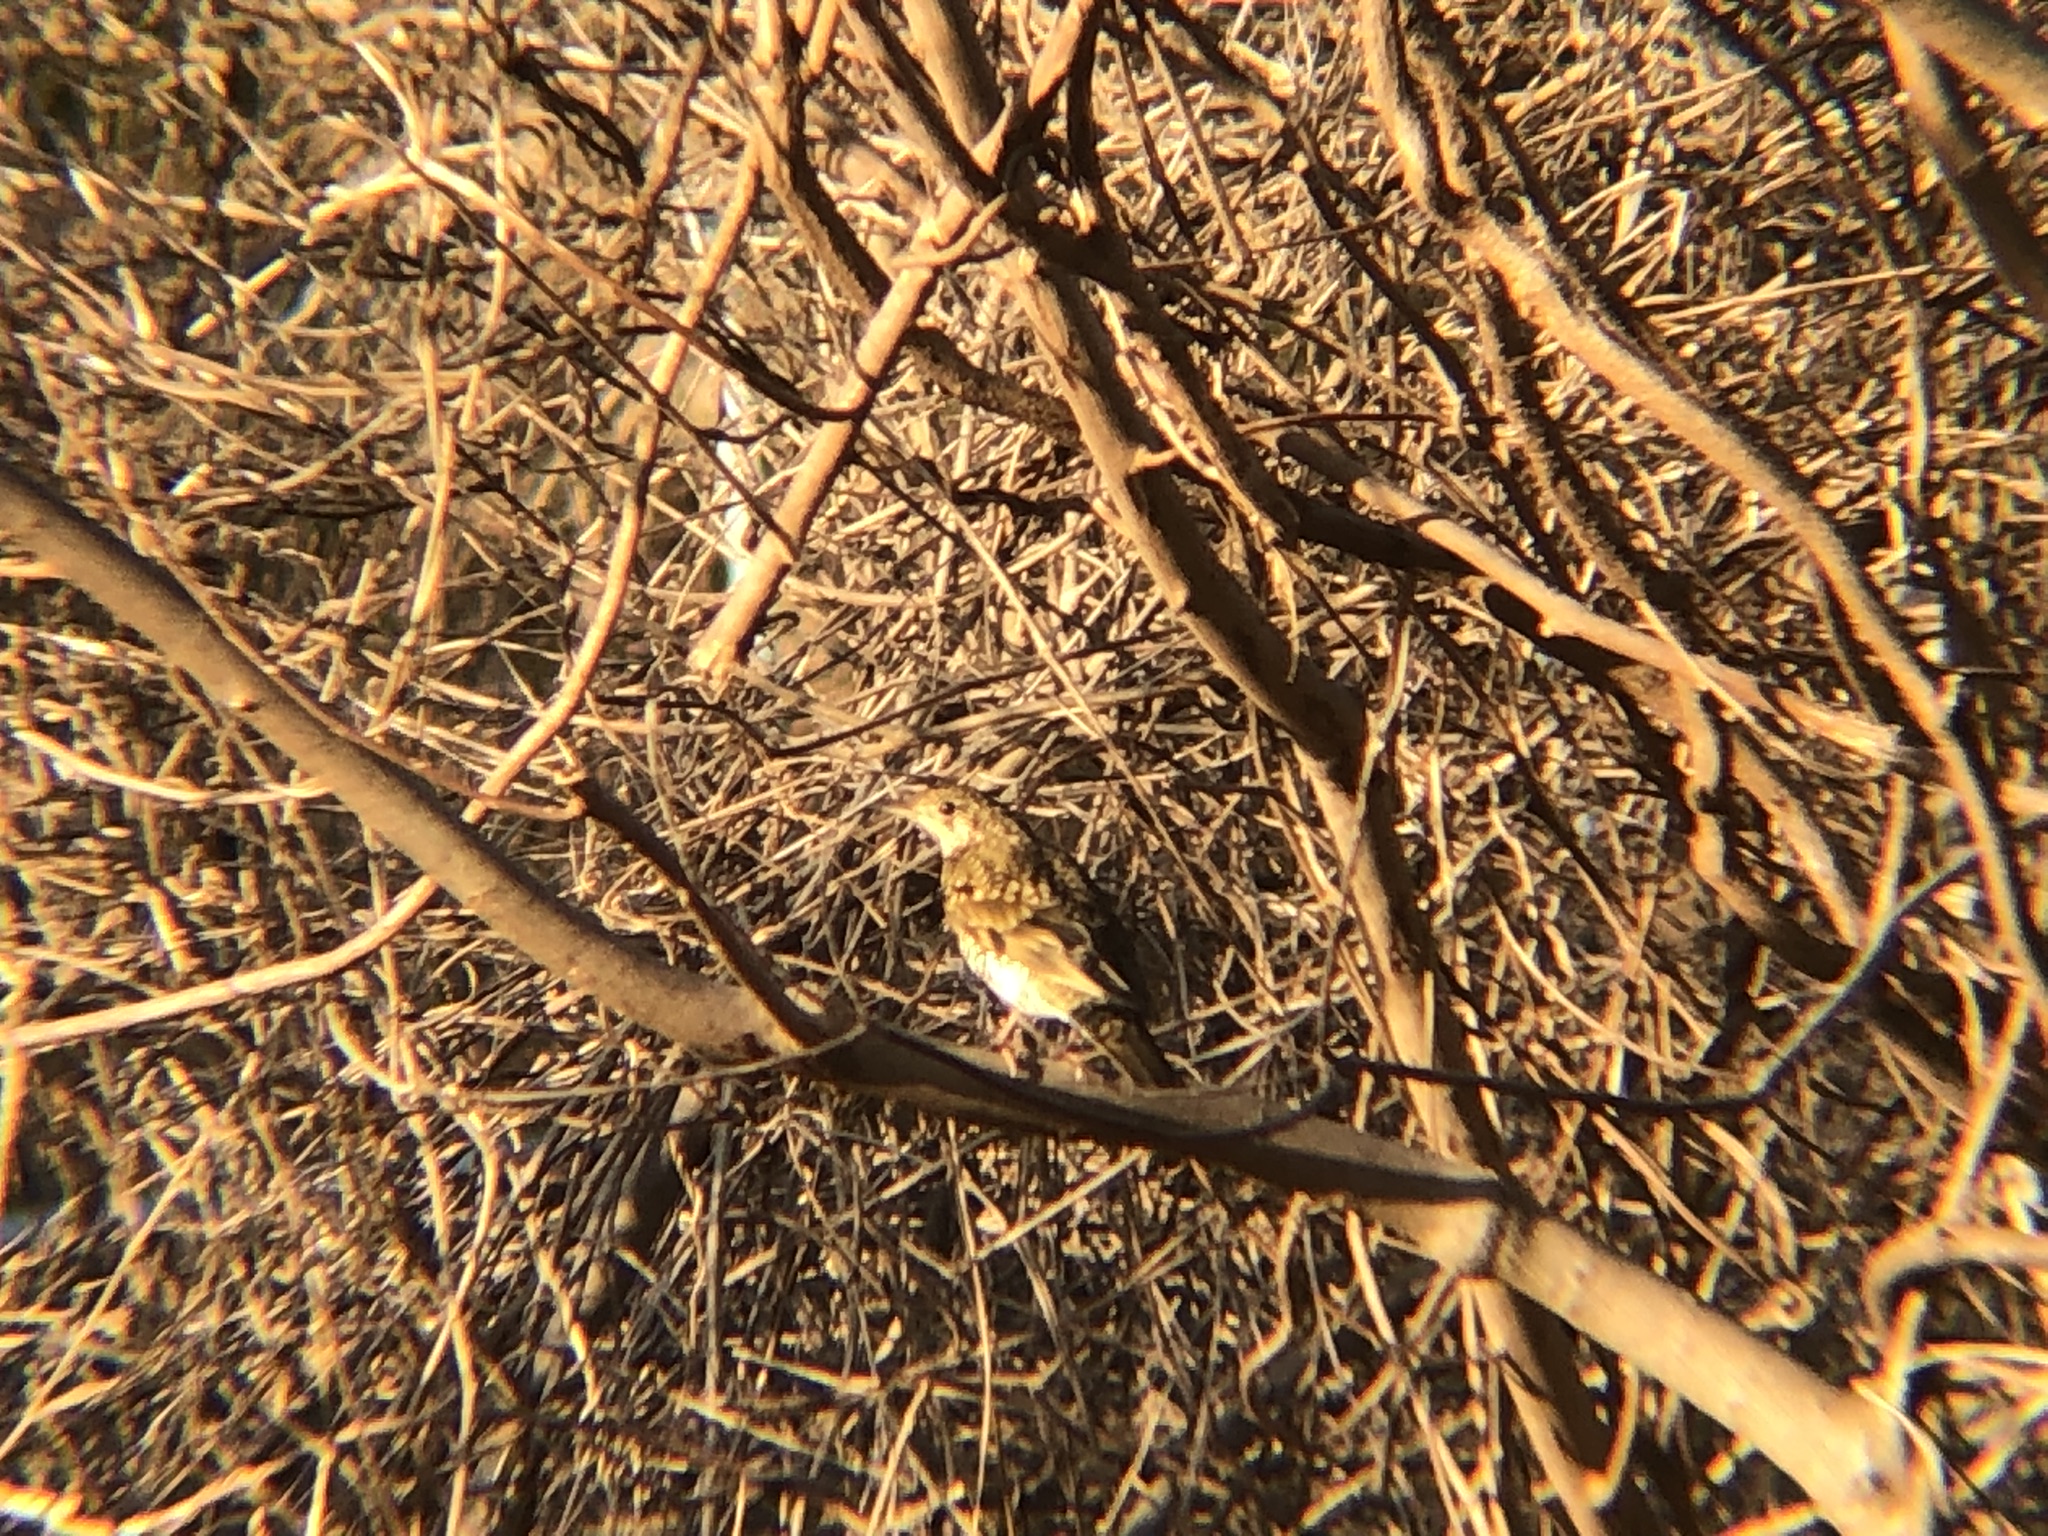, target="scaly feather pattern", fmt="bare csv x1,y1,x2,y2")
894,786,1176,1088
